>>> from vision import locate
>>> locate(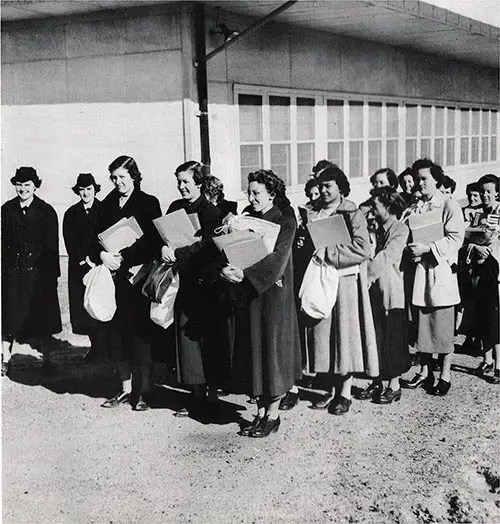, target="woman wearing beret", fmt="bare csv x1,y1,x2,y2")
2,167,62,376
92,156,163,411
63,173,105,361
